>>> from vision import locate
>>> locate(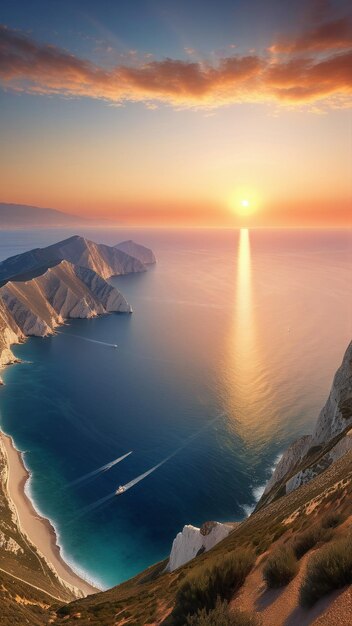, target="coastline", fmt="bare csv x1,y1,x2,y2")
0,430,98,597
